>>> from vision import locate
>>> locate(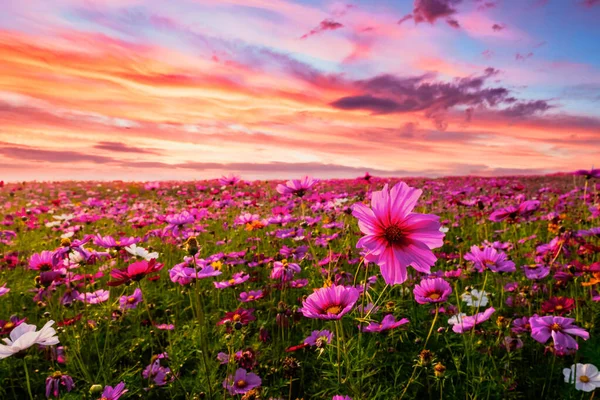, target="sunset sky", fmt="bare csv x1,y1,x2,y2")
1,0,599,181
